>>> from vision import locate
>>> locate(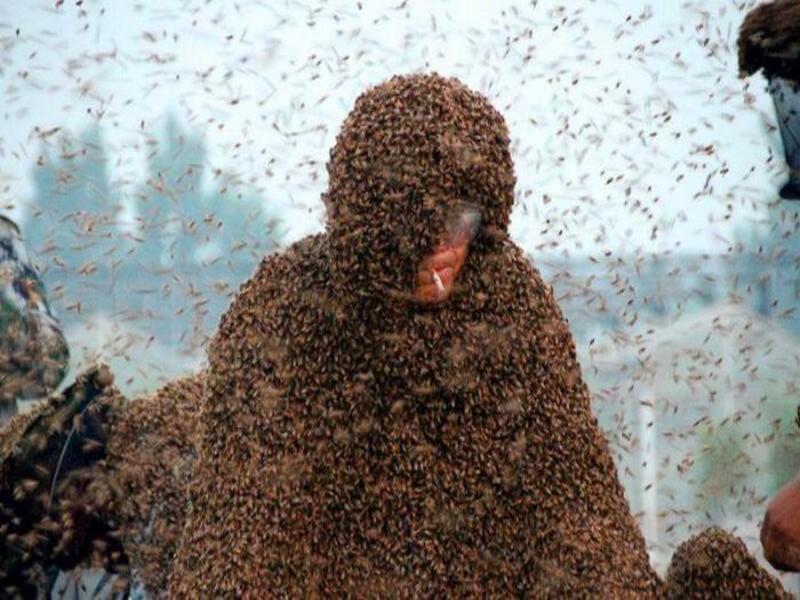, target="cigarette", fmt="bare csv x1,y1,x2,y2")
432,271,445,293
